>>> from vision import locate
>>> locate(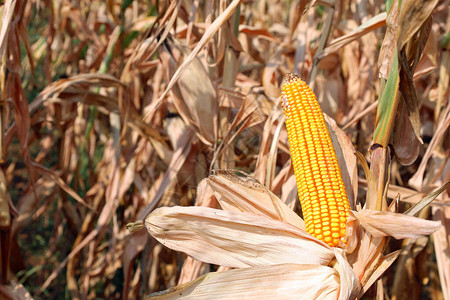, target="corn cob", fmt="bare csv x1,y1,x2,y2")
281,74,350,247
